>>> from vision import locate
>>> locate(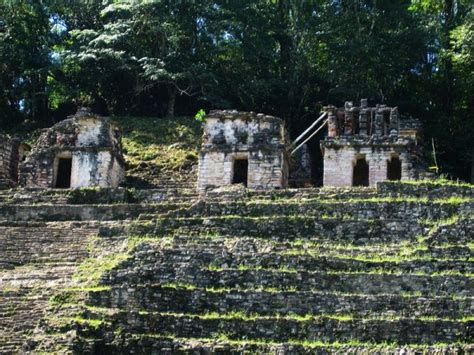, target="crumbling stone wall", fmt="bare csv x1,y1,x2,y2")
321,100,426,187
20,108,124,188
289,143,312,187
198,110,289,192
0,134,28,188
